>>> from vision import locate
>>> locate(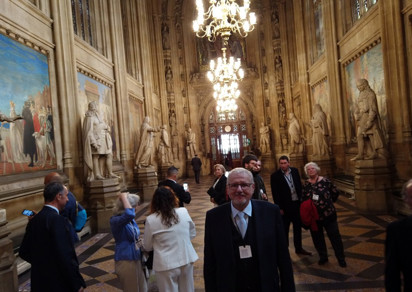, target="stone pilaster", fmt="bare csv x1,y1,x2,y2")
0,209,18,292
85,178,120,233
261,152,275,173
354,159,393,214
134,166,158,203
158,163,172,181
